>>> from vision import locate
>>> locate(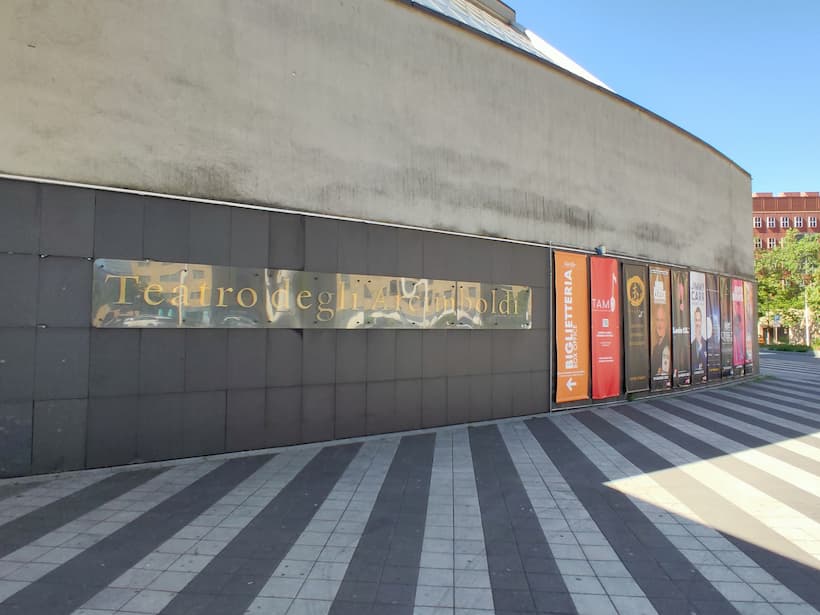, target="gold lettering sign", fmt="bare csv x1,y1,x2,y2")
91,259,532,329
